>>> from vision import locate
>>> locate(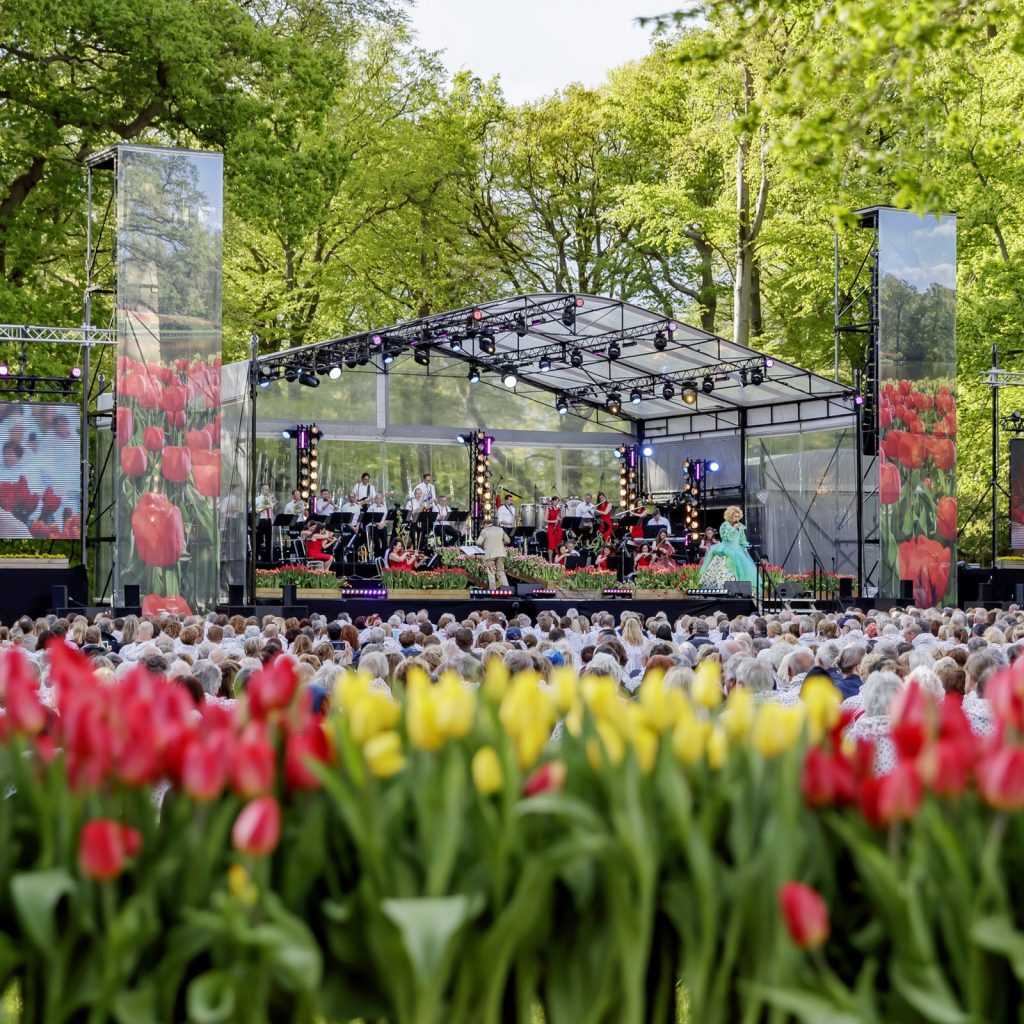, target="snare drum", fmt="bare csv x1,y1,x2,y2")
519,503,538,529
